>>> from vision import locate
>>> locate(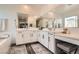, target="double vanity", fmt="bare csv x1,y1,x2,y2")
16,28,79,54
